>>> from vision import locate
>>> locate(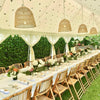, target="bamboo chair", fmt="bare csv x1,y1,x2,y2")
44,56,52,62
96,54,100,71
24,61,33,68
53,70,74,100
11,63,23,69
33,76,55,100
3,86,32,100
76,63,90,91
67,67,84,100
97,53,100,63
88,56,99,79
93,55,100,74
0,67,6,74
80,59,94,84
